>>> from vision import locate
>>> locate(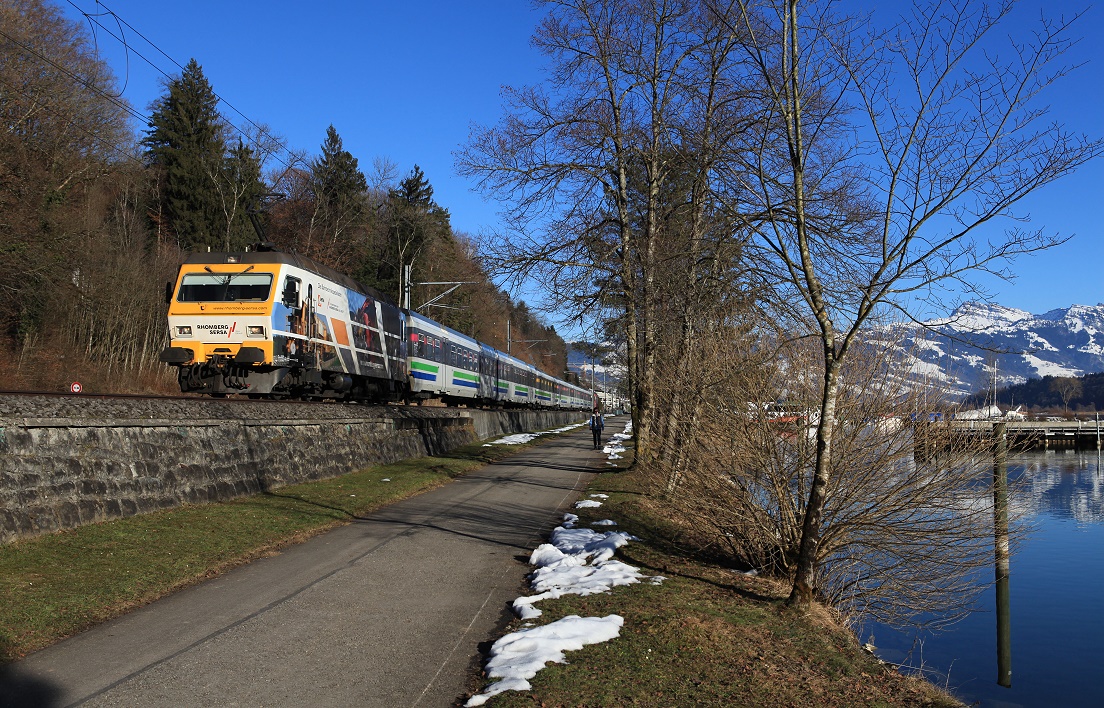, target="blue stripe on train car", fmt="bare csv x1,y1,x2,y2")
454,378,479,388
412,371,437,382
